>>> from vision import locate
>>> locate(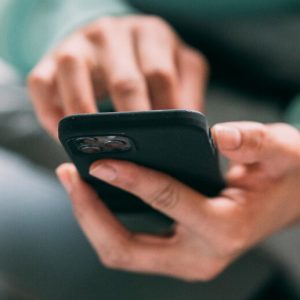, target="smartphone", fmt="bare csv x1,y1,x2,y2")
59,110,225,213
